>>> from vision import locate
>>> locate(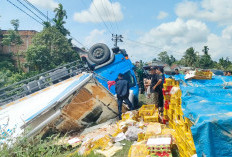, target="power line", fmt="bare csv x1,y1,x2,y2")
91,0,113,35
124,38,185,56
22,0,52,22
6,0,44,25
7,0,87,50
109,0,120,33
16,0,45,22
100,0,115,33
